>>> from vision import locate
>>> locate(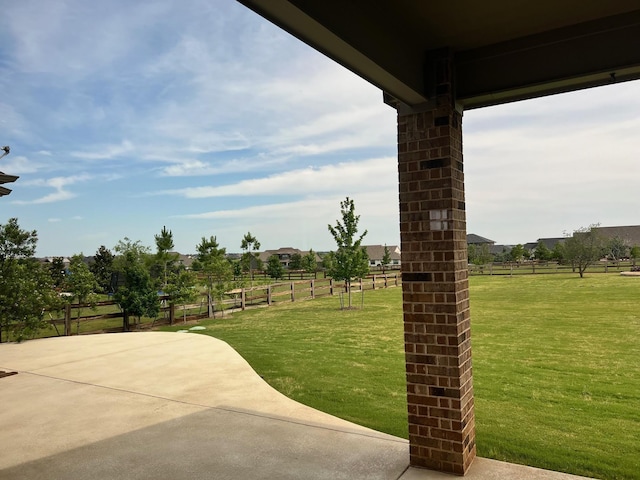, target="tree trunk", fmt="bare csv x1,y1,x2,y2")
123,310,130,332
